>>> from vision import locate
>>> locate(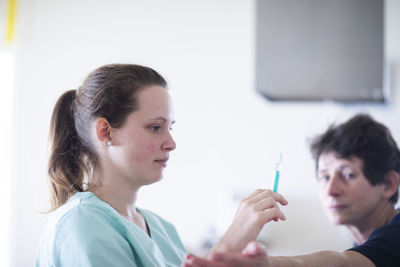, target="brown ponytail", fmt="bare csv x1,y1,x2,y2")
48,90,88,210
47,64,167,210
